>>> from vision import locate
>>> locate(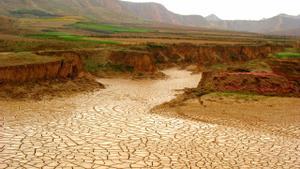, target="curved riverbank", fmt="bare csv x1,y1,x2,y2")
0,69,299,168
